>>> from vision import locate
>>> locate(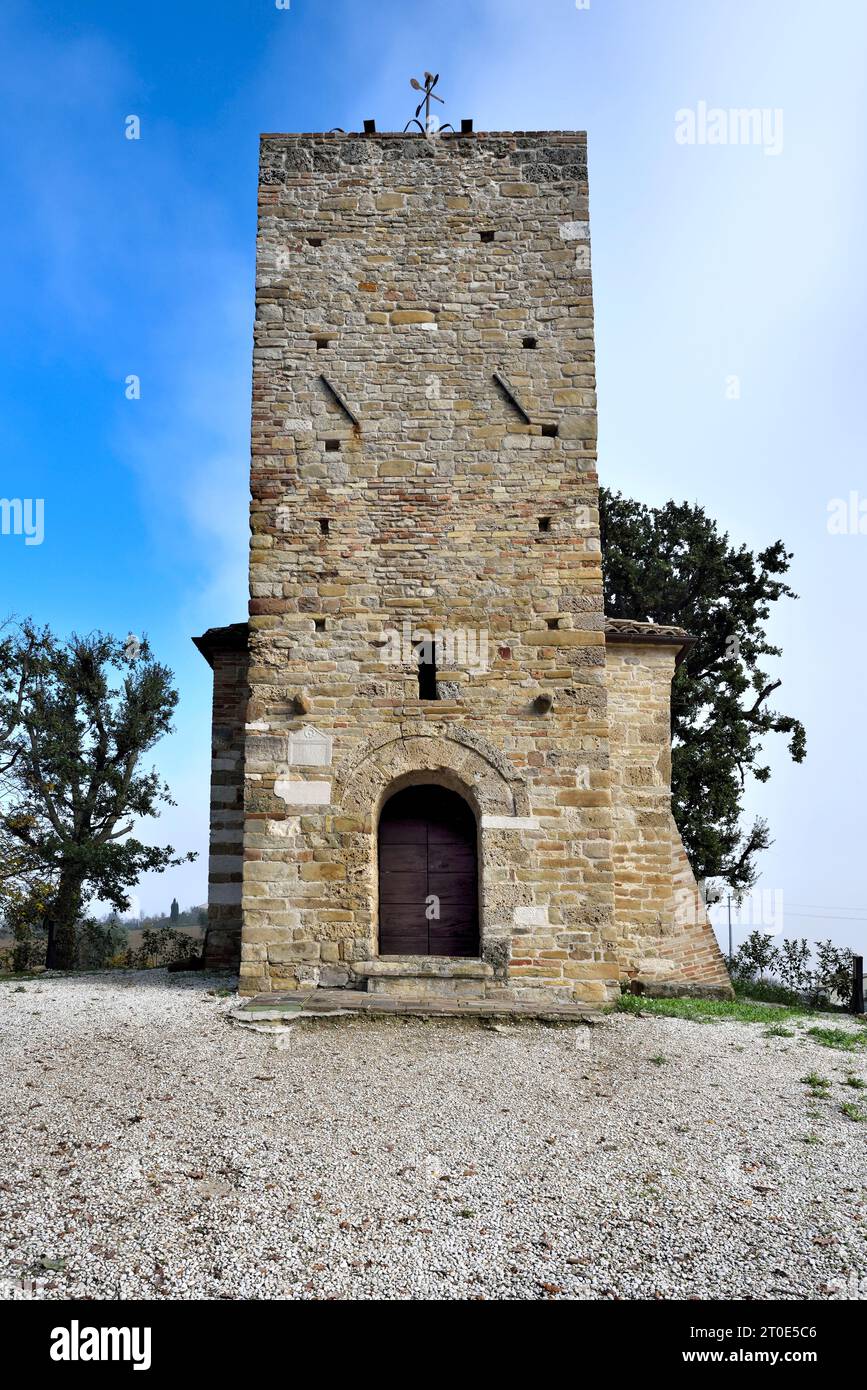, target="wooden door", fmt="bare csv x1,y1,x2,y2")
378,786,479,957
